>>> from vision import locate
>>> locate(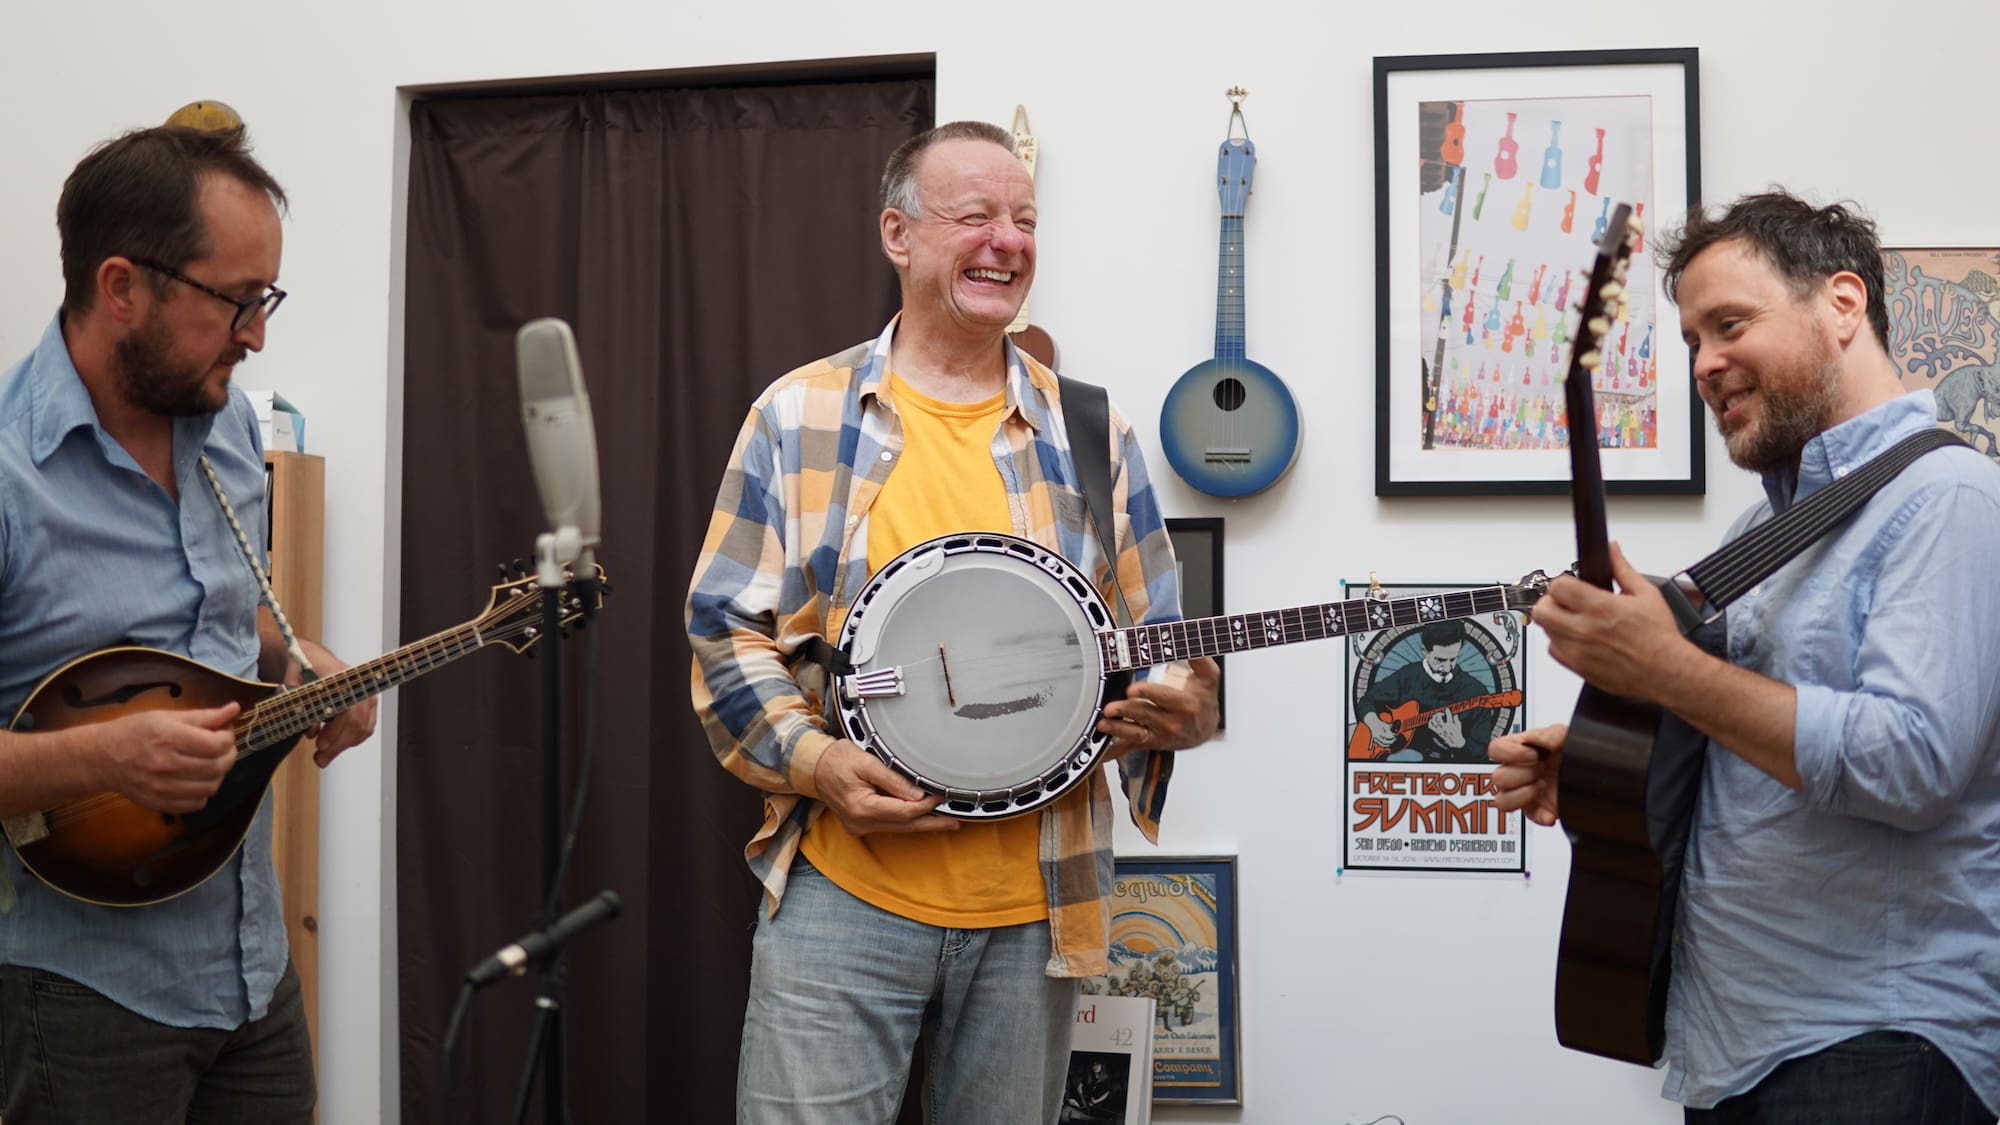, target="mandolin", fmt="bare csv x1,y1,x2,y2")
1159,87,1302,498
4,567,604,906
